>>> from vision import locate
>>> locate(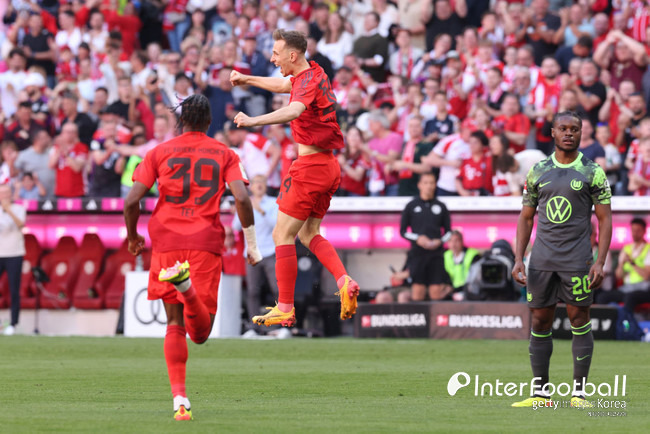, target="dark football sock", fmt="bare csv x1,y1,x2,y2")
529,329,553,396
571,321,594,396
